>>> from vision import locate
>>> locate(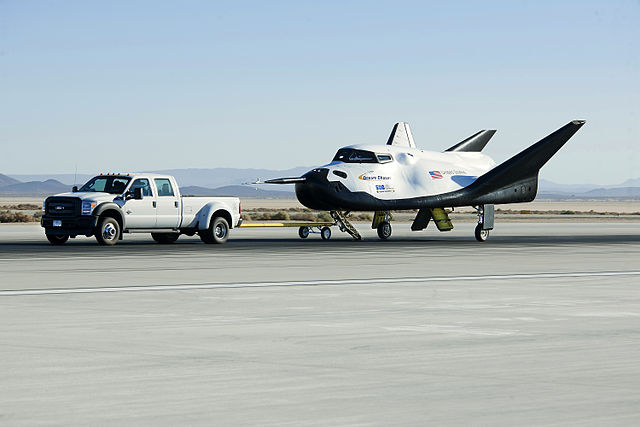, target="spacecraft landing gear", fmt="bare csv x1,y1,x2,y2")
372,211,393,240
330,211,361,240
474,204,494,242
